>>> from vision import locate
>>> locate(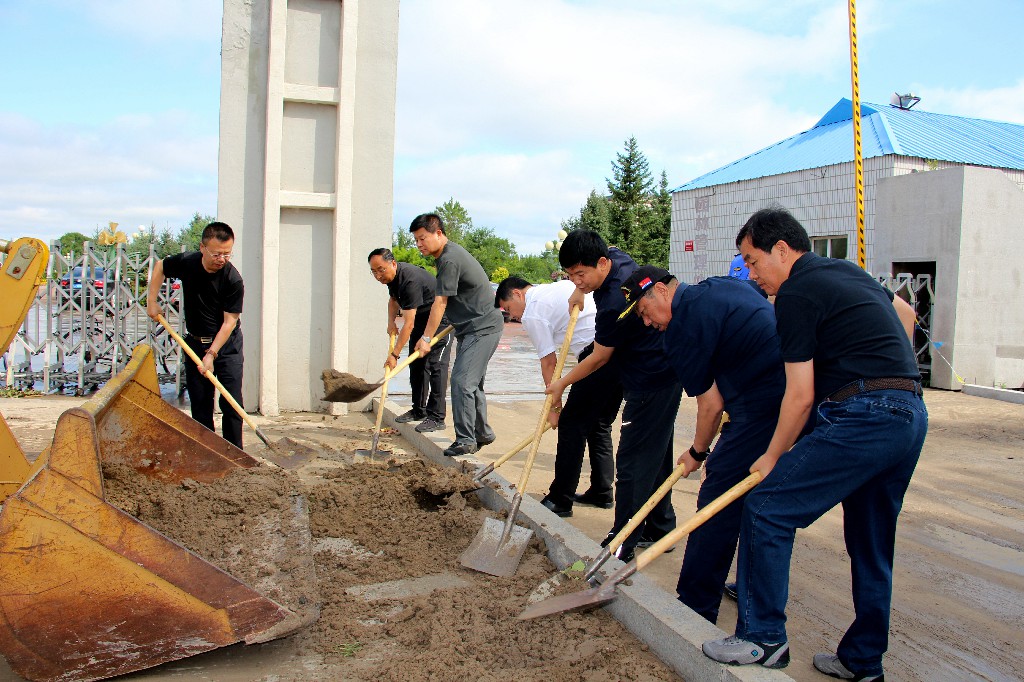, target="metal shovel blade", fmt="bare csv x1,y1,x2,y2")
459,516,534,577
258,437,319,469
321,369,385,403
518,579,620,620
